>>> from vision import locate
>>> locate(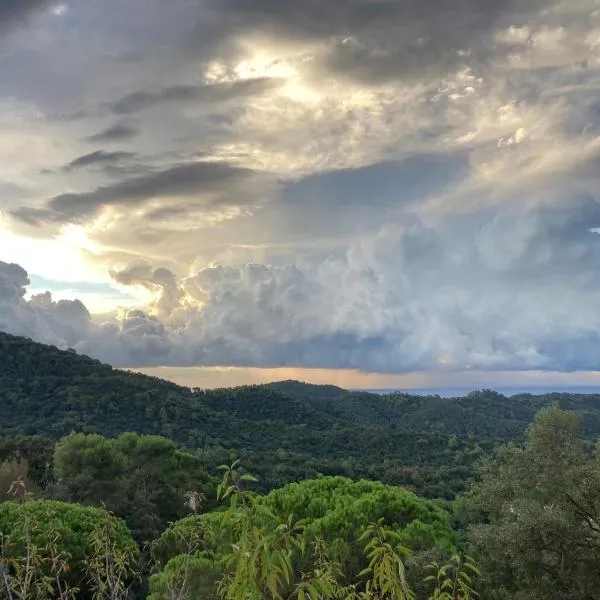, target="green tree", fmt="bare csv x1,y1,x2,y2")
424,555,479,600
149,468,461,600
53,433,126,508
260,476,457,580
466,405,600,600
53,432,207,543
148,552,221,600
0,500,137,599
